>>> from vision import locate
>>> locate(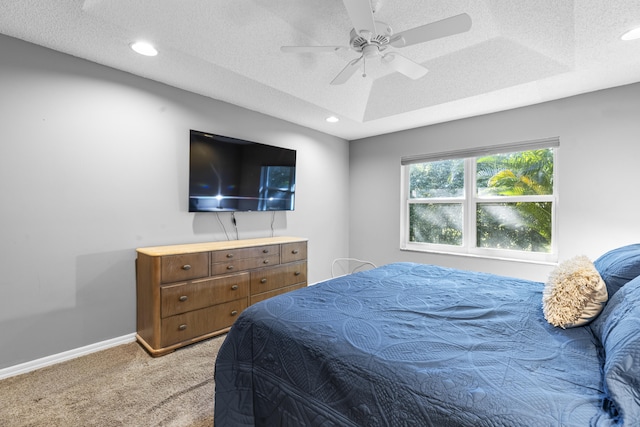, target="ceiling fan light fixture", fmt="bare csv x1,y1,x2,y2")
326,116,340,123
621,26,640,41
130,41,158,56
